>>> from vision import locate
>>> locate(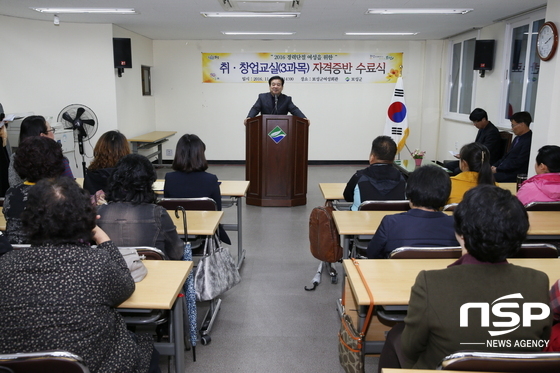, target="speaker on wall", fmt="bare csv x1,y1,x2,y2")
113,38,132,69
473,39,495,71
